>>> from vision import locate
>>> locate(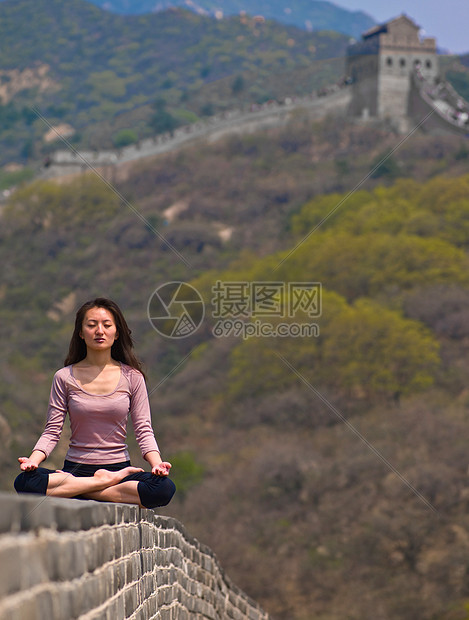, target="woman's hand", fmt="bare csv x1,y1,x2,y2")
18,451,46,471
151,461,172,477
145,451,172,477
18,457,39,472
